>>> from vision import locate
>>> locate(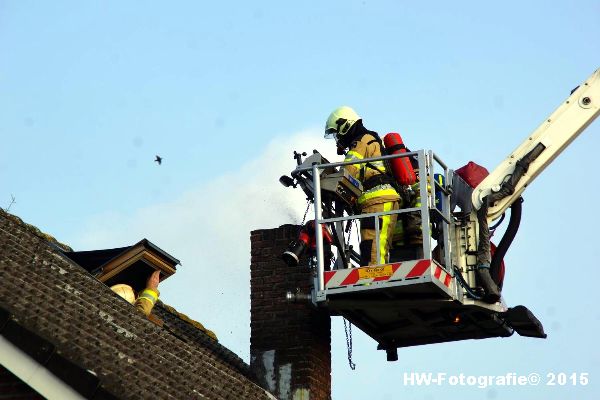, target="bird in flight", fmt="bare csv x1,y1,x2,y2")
155,155,163,165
